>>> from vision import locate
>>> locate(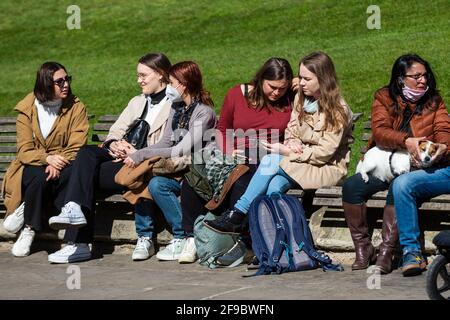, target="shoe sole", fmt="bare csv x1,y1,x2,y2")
132,251,154,261
202,221,241,235
49,253,91,264
178,256,197,264
156,255,181,261
402,262,427,277
132,256,151,261
49,220,87,230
